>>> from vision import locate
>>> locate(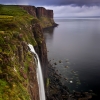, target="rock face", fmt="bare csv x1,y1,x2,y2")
36,7,53,18
36,7,47,18
19,5,55,86
47,10,53,18
31,22,48,88
0,31,39,100
19,5,56,28
19,5,36,17
19,5,53,18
